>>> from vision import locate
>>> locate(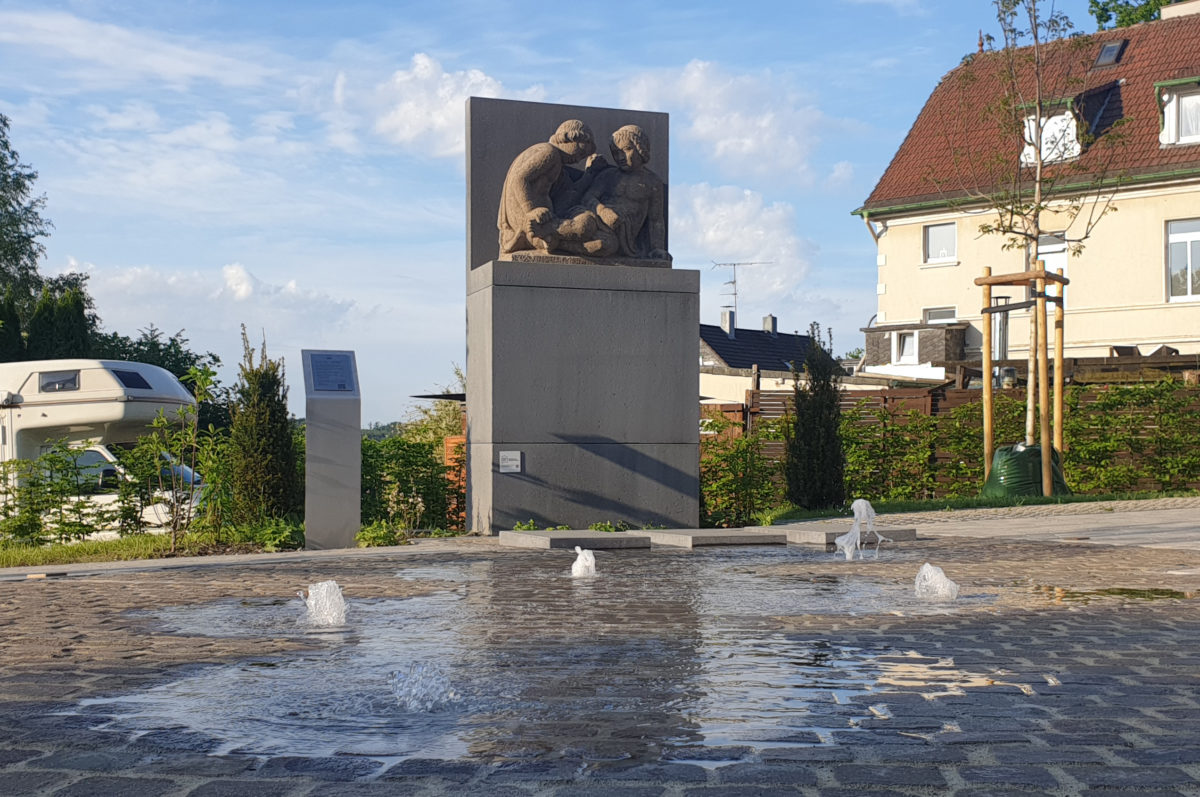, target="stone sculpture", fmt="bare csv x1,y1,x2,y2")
497,119,602,257
497,121,670,264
